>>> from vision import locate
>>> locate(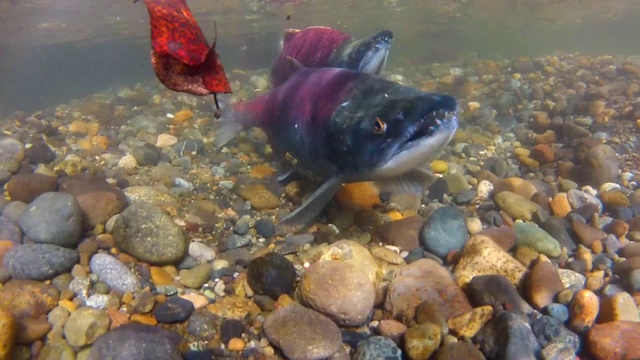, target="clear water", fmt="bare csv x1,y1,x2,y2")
1,0,640,116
